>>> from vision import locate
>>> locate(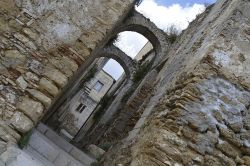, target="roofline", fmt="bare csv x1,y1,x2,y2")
101,69,116,81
